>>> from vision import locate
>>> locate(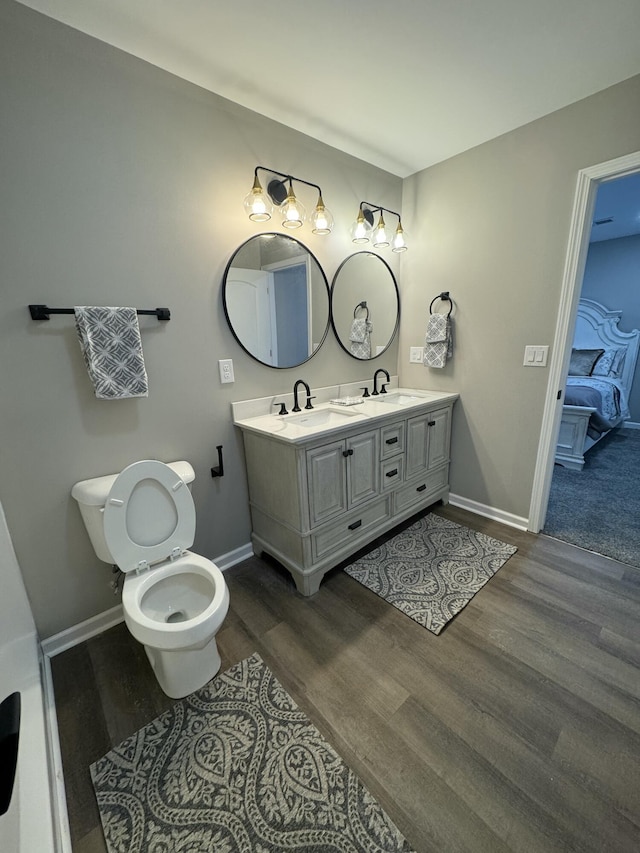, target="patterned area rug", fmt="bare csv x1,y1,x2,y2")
90,653,414,853
345,514,517,634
